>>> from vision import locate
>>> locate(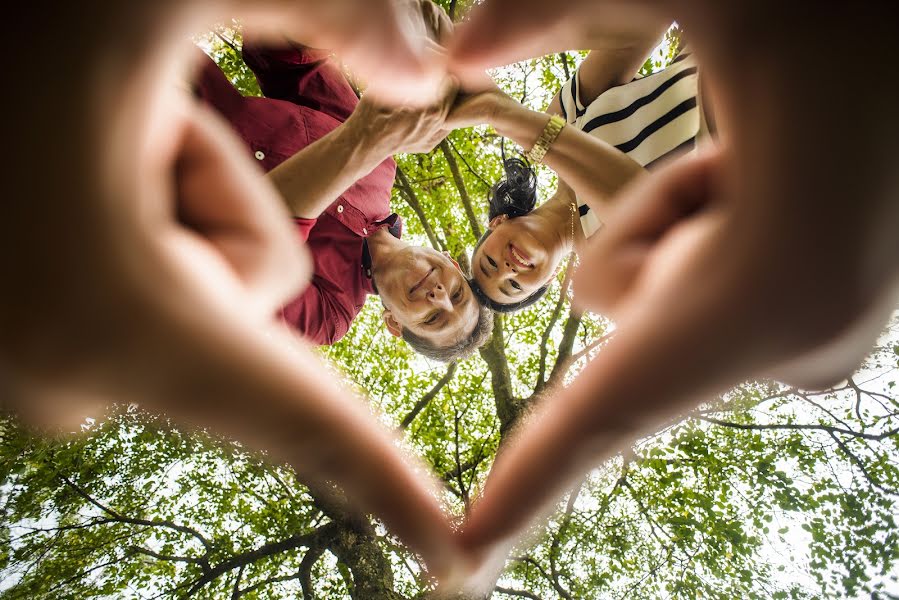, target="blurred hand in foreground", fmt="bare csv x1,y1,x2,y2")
448,0,899,591
1,0,470,579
